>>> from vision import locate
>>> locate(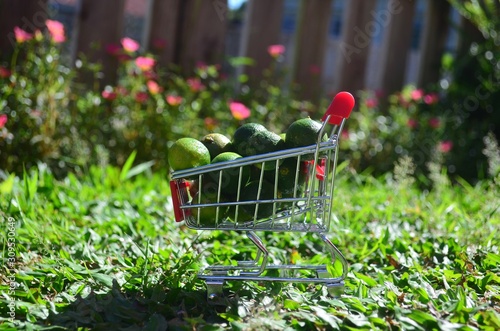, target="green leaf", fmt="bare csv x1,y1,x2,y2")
123,160,155,180
310,306,340,328
0,174,15,194
354,272,378,287
228,56,255,67
283,299,300,310
120,150,137,181
407,310,437,325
